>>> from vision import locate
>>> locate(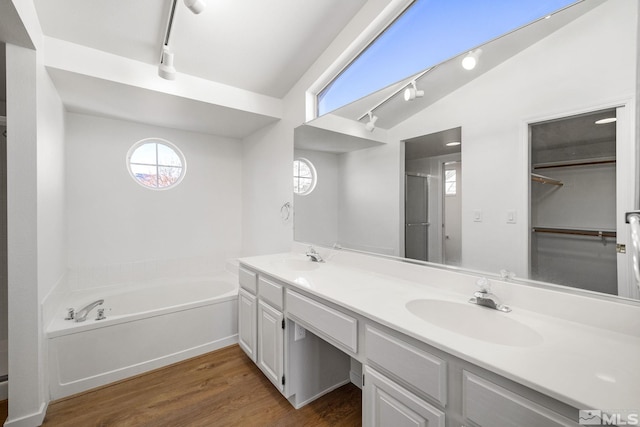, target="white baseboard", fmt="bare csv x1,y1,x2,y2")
4,401,48,427
0,380,7,400
350,370,363,389
291,378,351,409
